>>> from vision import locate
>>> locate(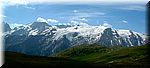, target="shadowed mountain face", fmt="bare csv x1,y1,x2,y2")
4,22,147,56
